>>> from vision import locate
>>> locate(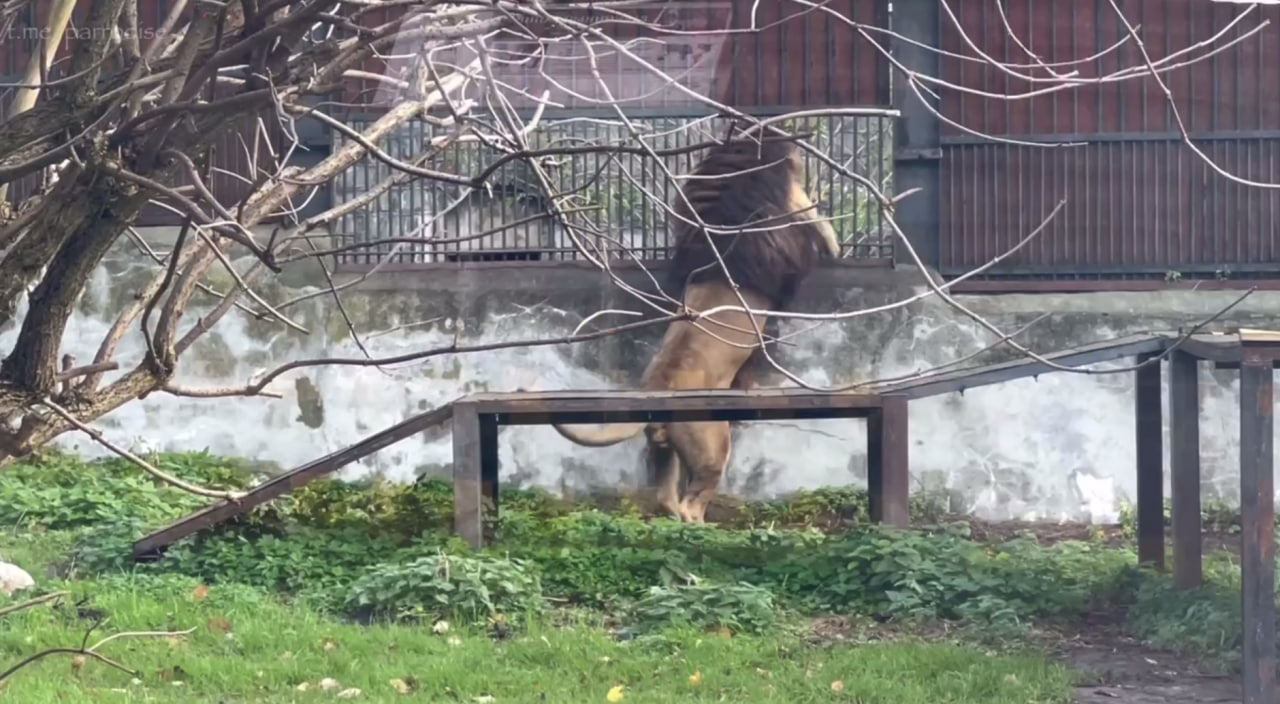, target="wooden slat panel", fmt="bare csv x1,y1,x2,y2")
940,138,1280,273
133,403,456,560
939,0,1280,137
